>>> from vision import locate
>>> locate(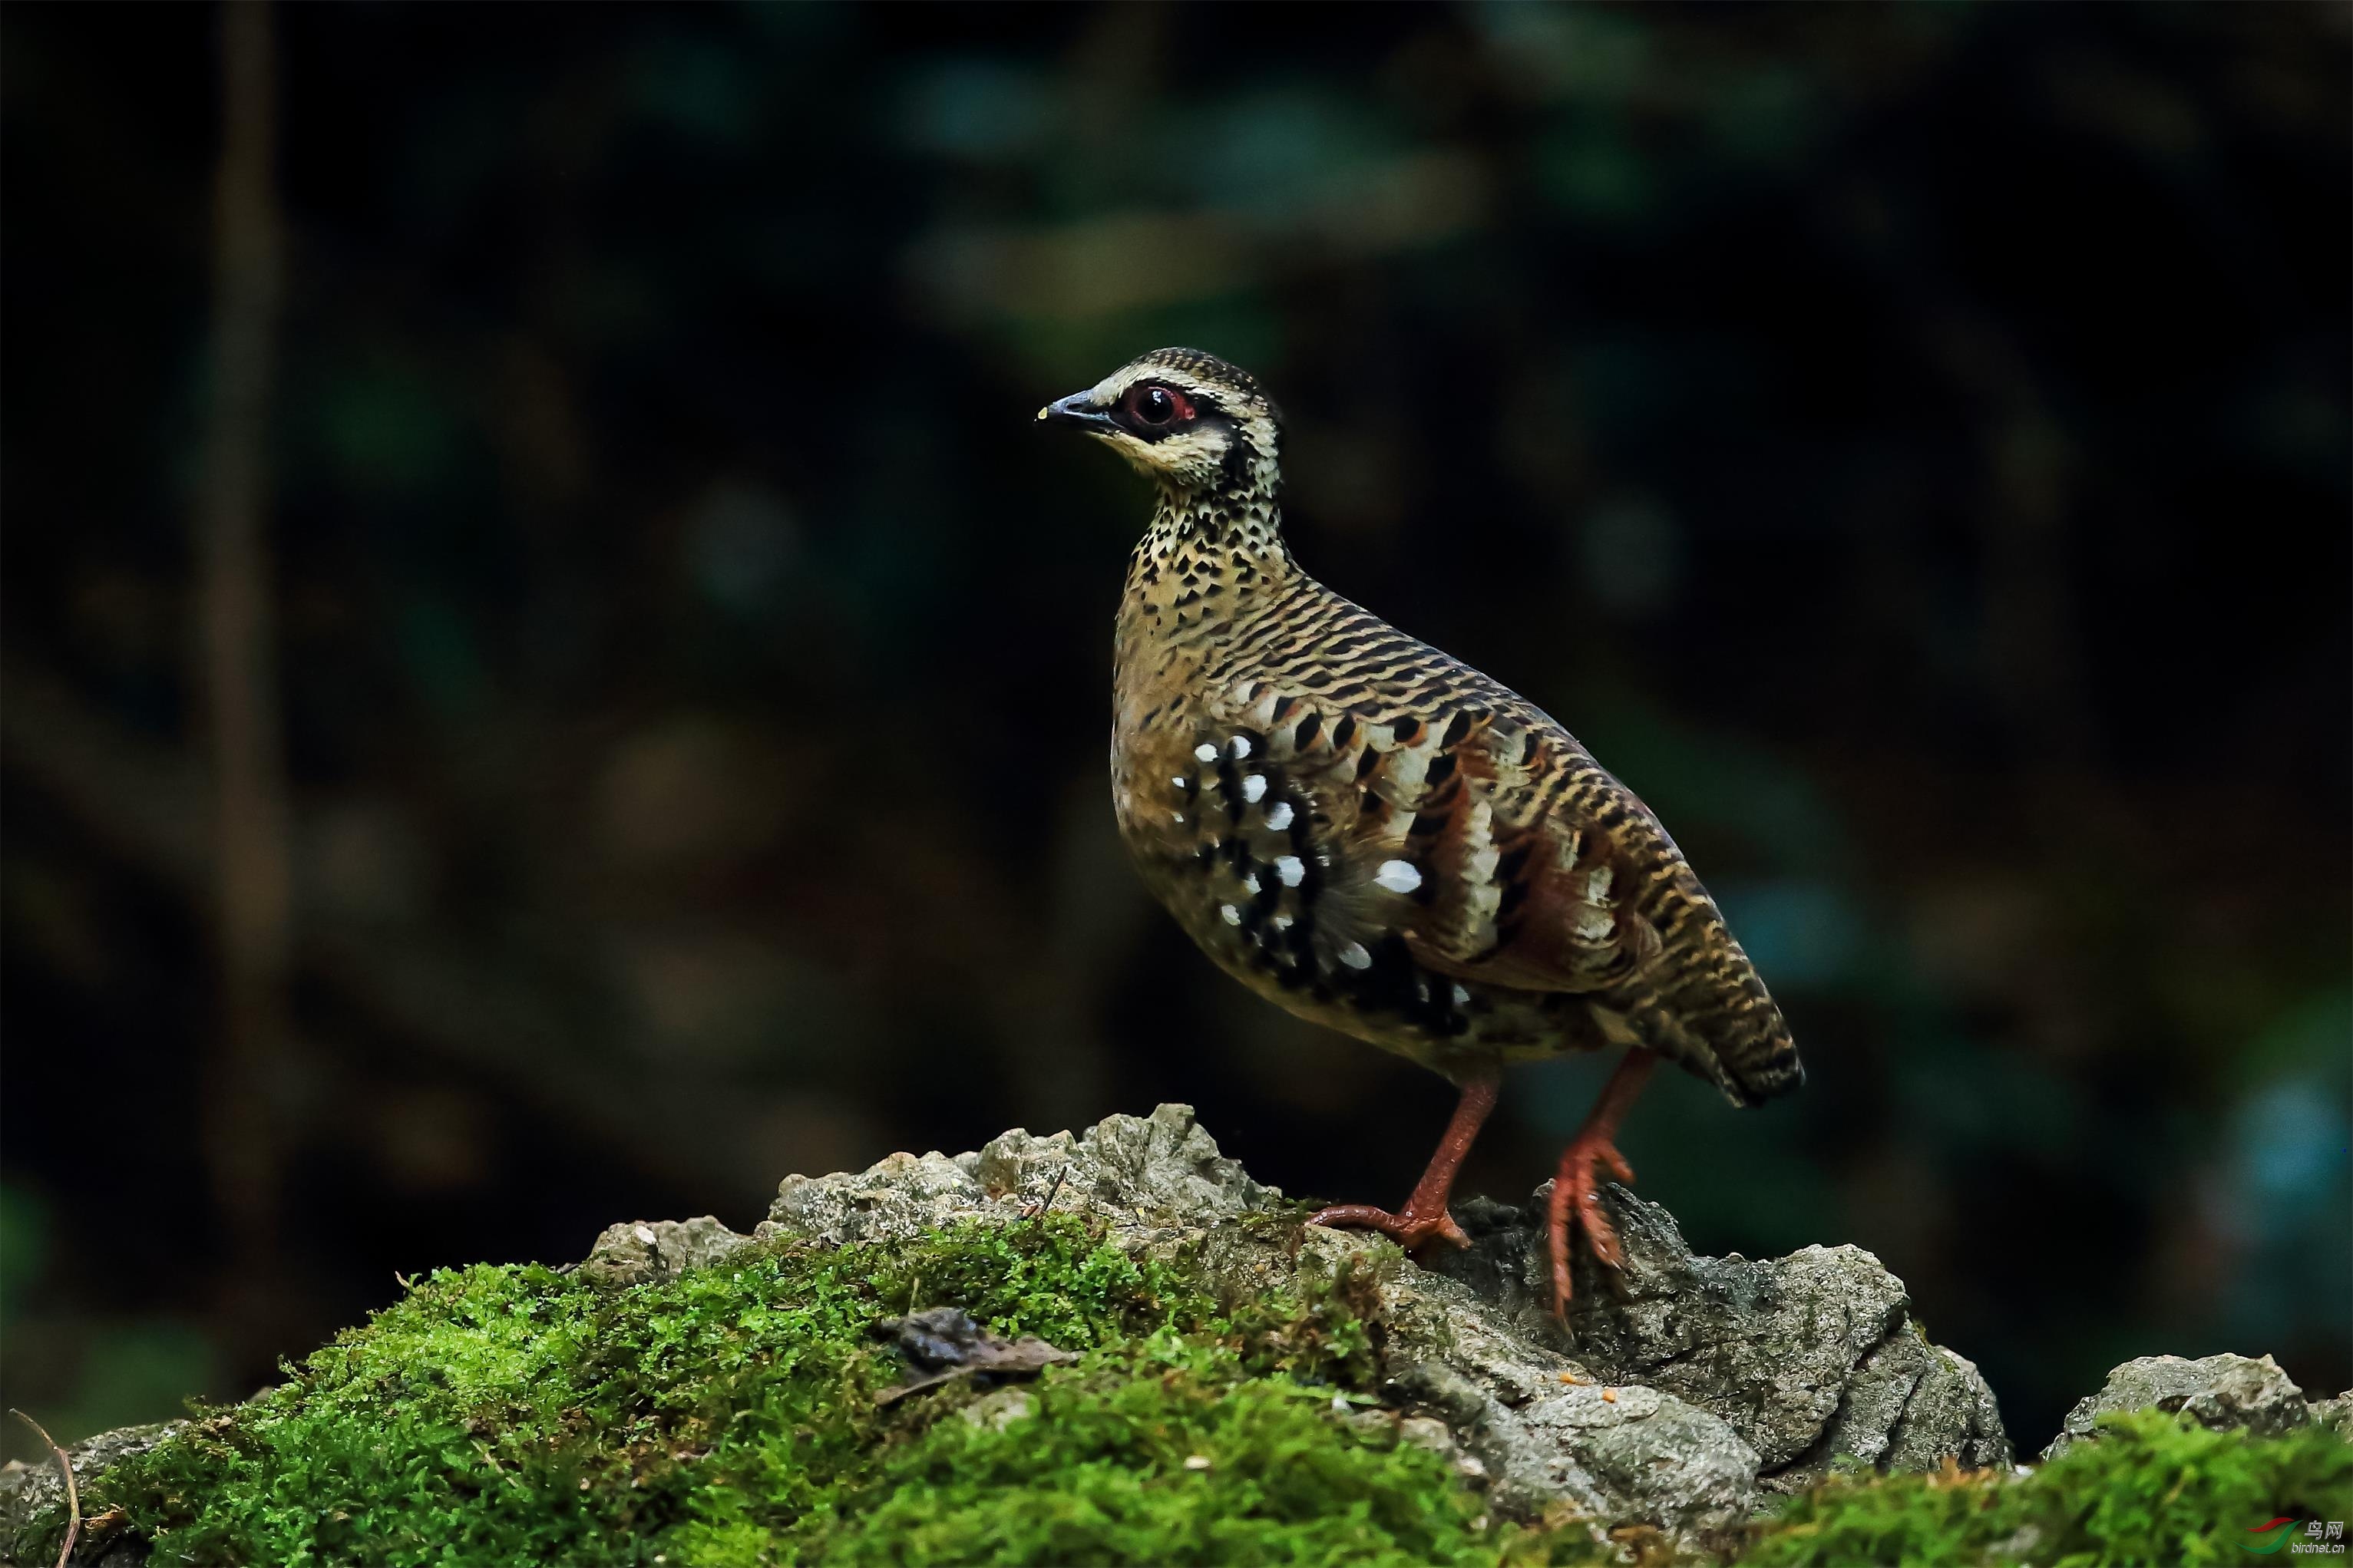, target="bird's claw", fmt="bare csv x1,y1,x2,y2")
1547,1136,1637,1320
1307,1200,1472,1253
